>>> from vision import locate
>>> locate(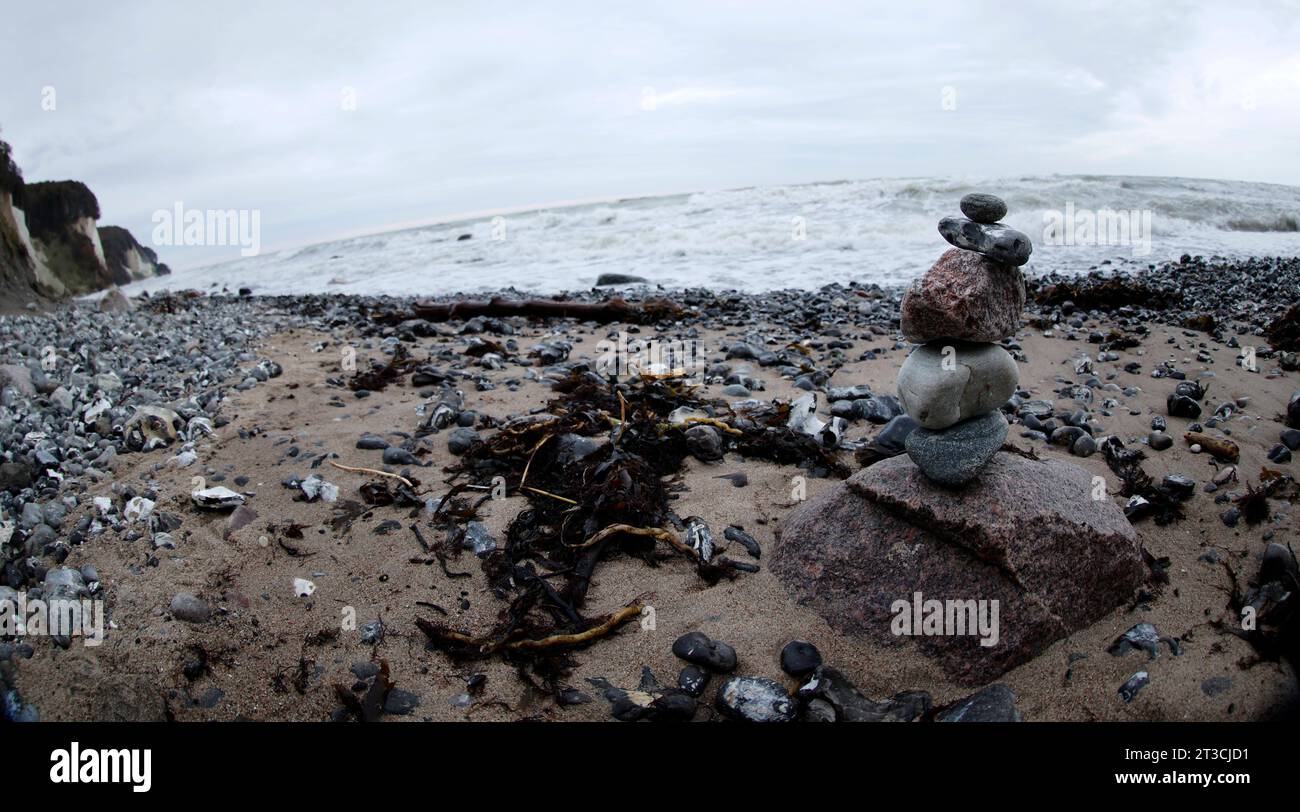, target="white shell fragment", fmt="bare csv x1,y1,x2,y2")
191,486,246,509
